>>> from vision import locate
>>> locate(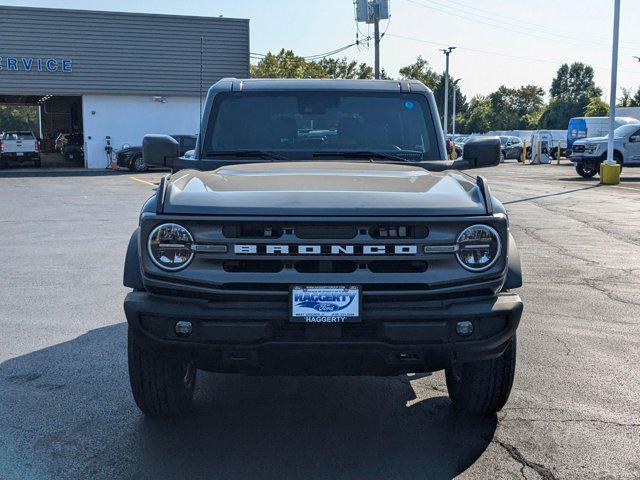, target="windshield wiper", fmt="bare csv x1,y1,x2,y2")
312,150,415,162
204,150,288,160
